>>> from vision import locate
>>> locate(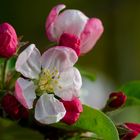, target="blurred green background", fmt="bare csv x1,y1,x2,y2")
1,0,140,139
1,0,140,86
